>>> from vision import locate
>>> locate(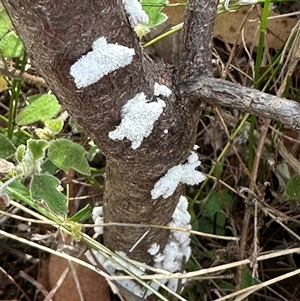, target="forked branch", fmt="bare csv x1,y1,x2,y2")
177,0,218,88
